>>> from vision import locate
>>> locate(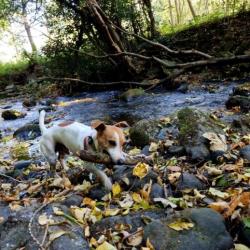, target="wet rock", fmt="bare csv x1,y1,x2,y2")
14,160,41,170
0,130,2,139
51,228,89,250
90,209,167,237
240,145,250,161
141,145,150,155
0,203,11,230
1,110,26,120
177,83,189,93
129,119,160,147
13,124,41,141
226,95,250,112
143,208,233,250
233,82,250,96
112,165,158,191
232,114,250,133
62,194,83,207
176,173,205,190
168,145,185,157
23,97,37,107
177,108,226,161
150,183,165,201
120,88,145,102
0,204,89,250
88,186,107,200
